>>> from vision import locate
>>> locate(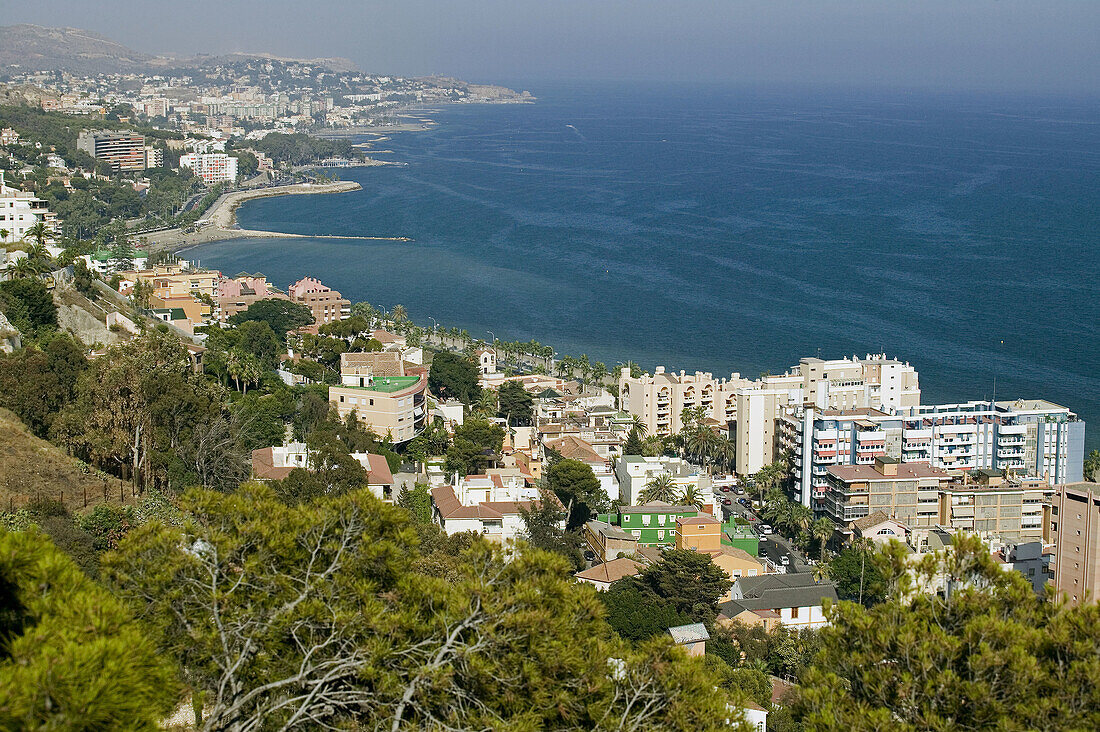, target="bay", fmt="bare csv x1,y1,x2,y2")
186,82,1100,449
